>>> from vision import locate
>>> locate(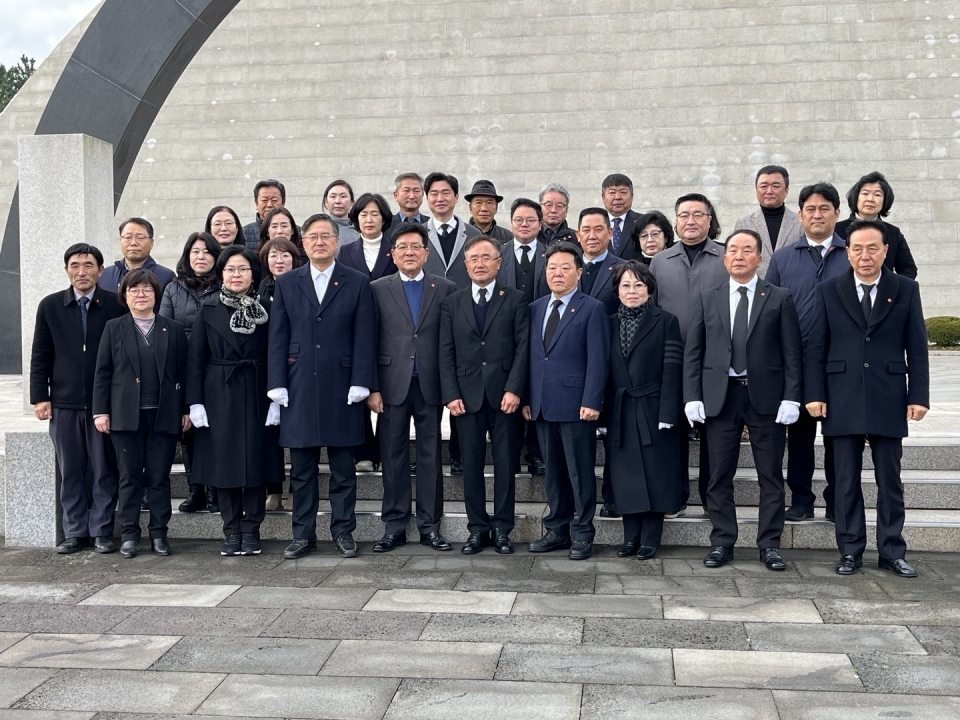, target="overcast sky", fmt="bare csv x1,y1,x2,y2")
0,0,99,68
